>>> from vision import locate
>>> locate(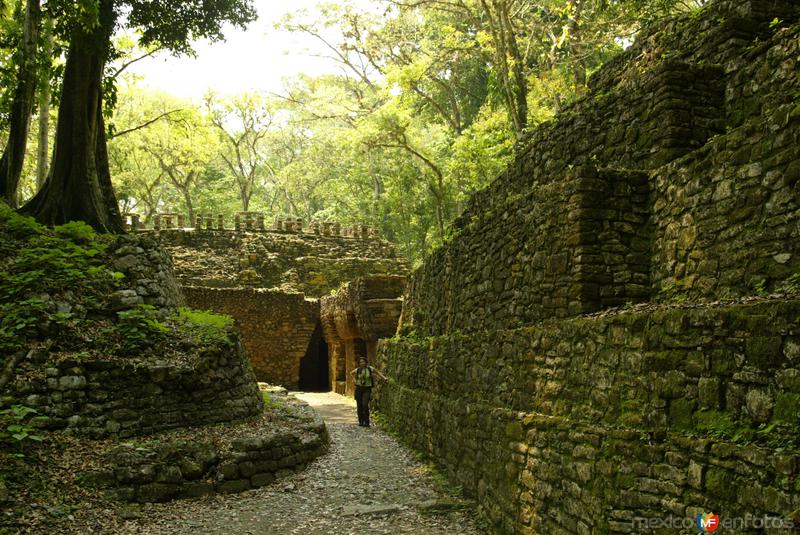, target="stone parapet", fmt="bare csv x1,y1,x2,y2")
129,213,381,240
